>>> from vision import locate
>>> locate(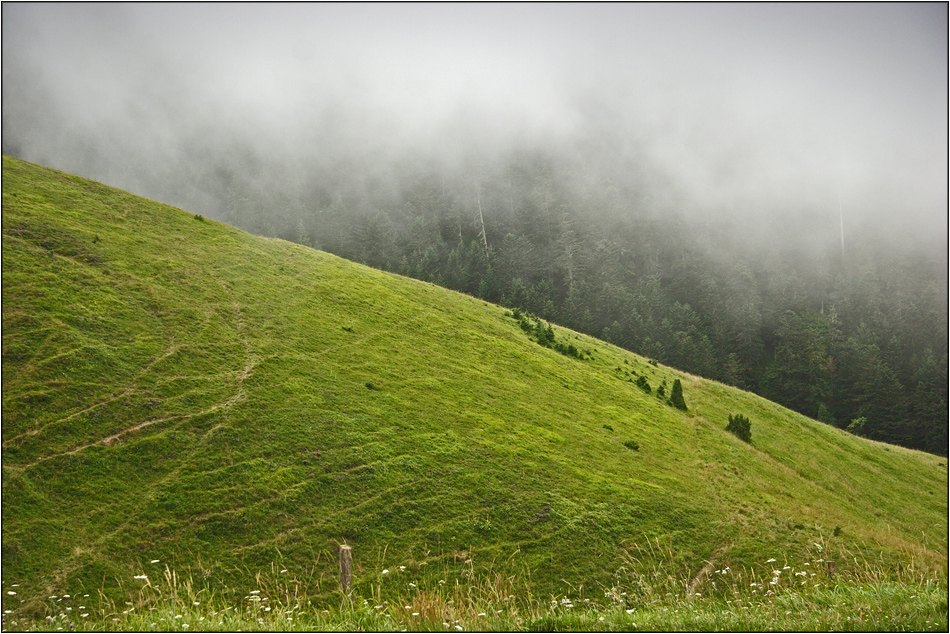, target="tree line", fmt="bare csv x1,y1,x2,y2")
204,149,947,455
